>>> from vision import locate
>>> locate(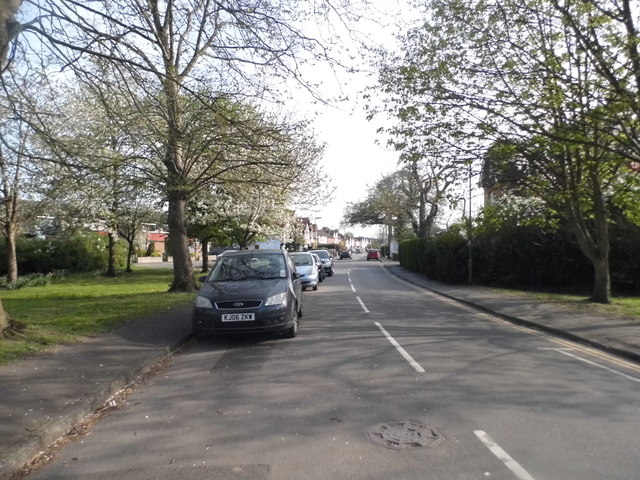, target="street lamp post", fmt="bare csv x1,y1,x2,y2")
312,216,322,249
